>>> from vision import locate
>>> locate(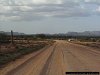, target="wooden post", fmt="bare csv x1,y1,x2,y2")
0,43,1,52
11,30,14,44
0,34,1,52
